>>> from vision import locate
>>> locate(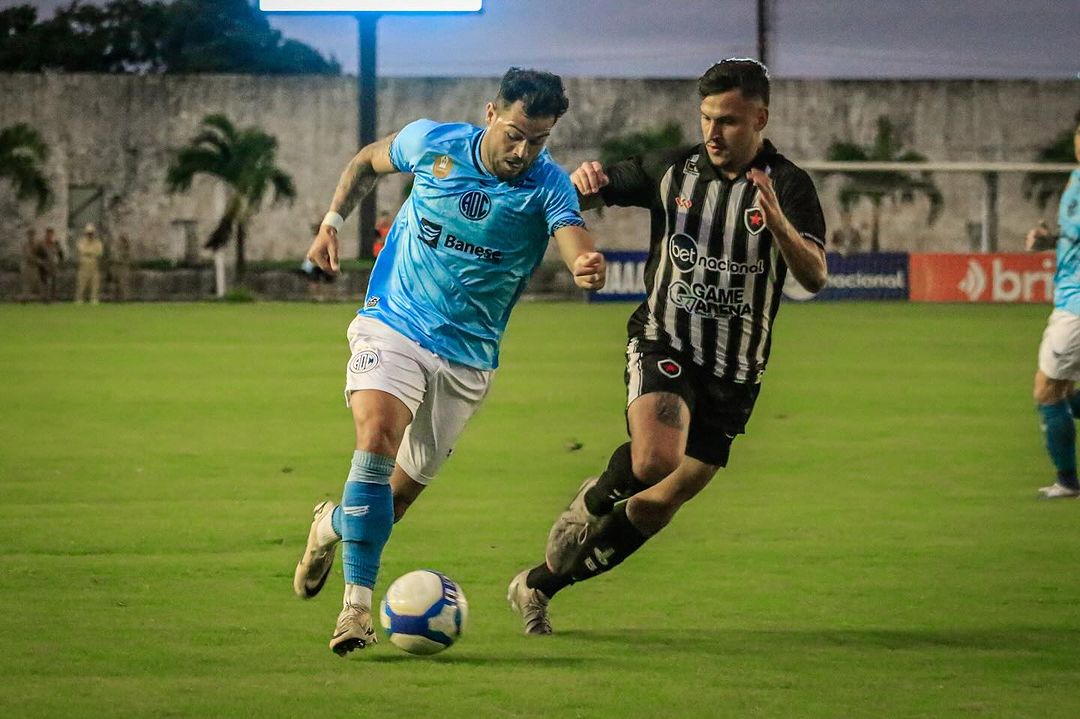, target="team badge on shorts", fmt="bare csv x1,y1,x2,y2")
657,358,682,378
744,207,765,235
349,350,380,374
